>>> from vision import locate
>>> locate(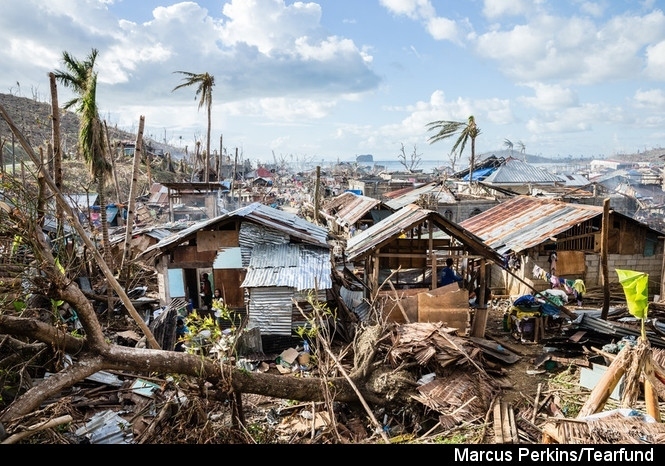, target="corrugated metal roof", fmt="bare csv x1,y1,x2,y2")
459,196,602,254
241,243,332,290
345,203,505,264
140,202,330,257
323,192,386,228
346,204,429,261
482,158,564,185
384,182,457,210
